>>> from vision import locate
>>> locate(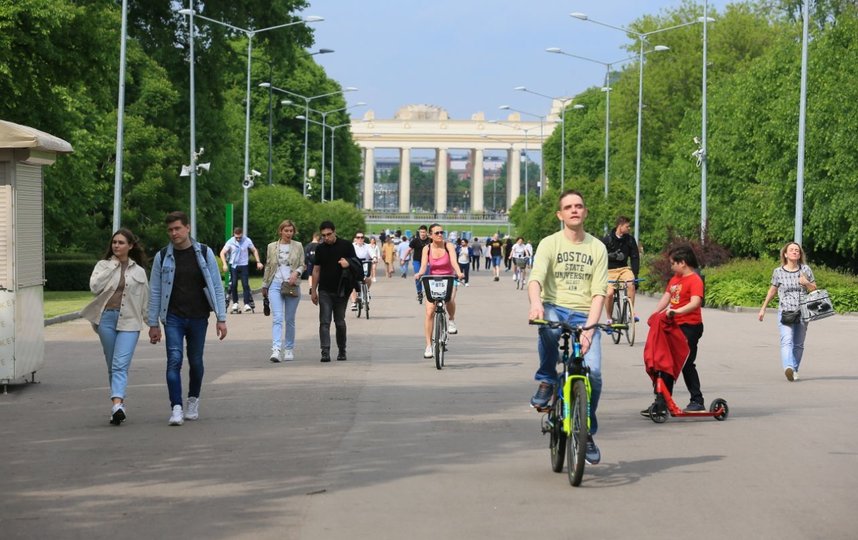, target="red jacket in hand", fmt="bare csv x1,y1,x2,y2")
644,311,689,381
